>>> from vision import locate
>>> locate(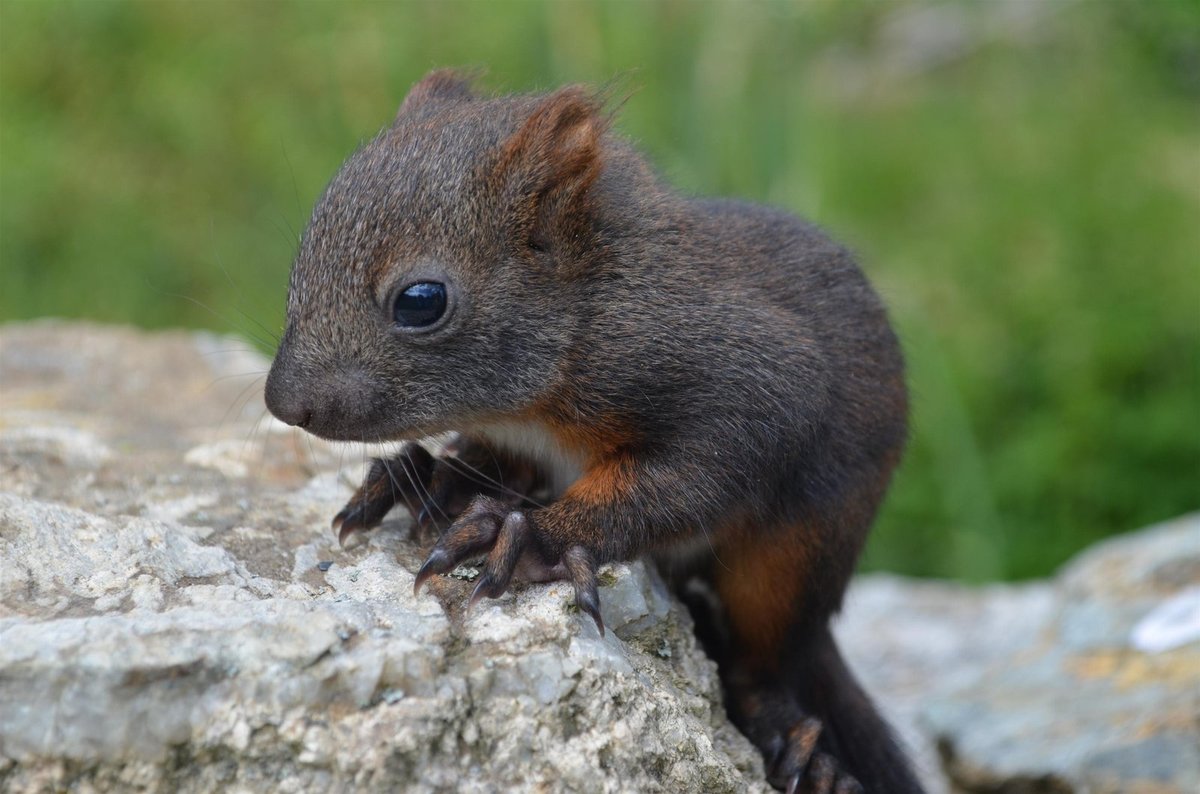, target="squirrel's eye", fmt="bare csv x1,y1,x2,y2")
392,281,447,328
